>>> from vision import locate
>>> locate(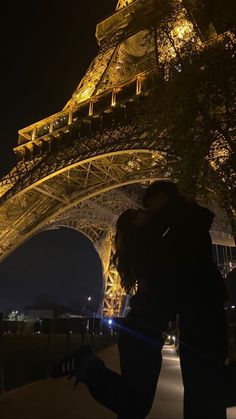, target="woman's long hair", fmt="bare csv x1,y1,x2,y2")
114,209,138,294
